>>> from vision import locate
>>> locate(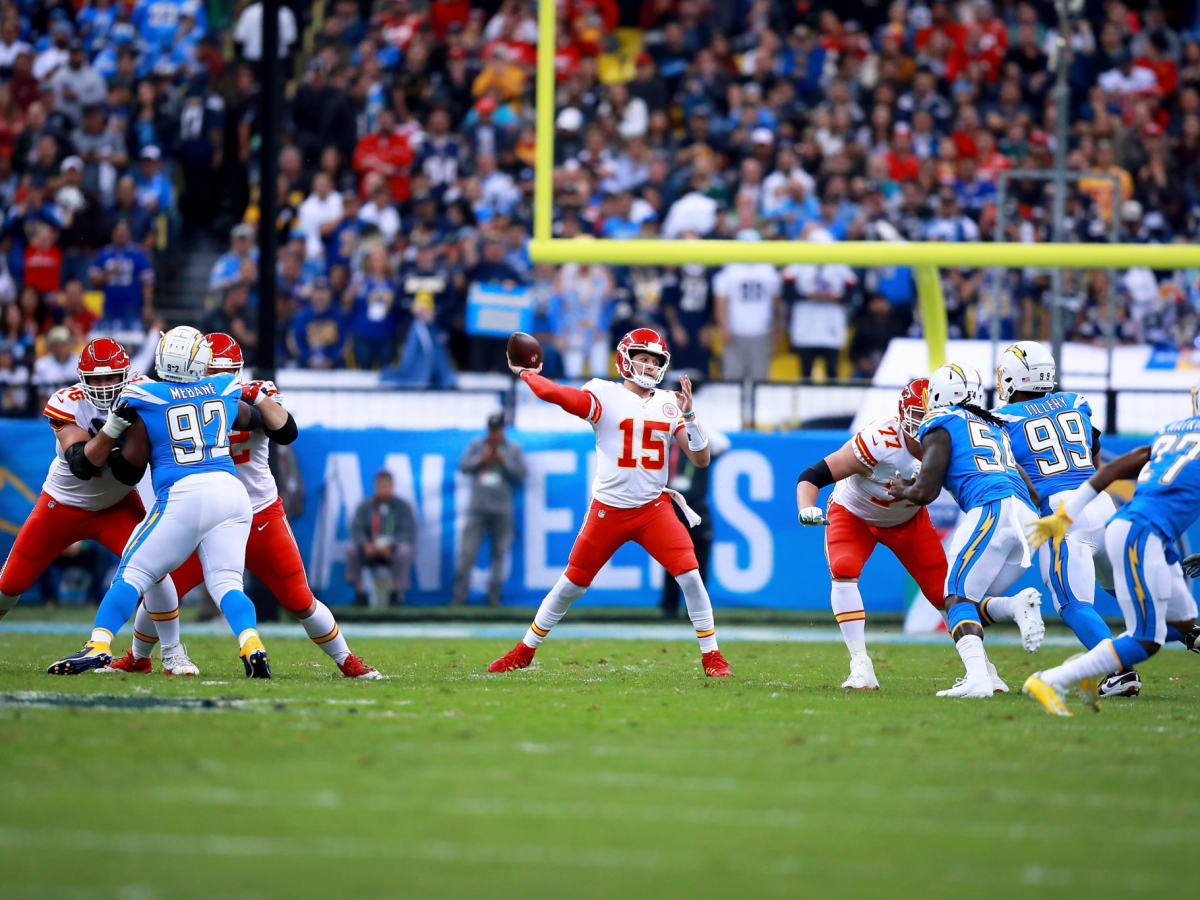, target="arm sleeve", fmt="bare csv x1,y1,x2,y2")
520,371,597,421
264,412,298,445
107,446,146,486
